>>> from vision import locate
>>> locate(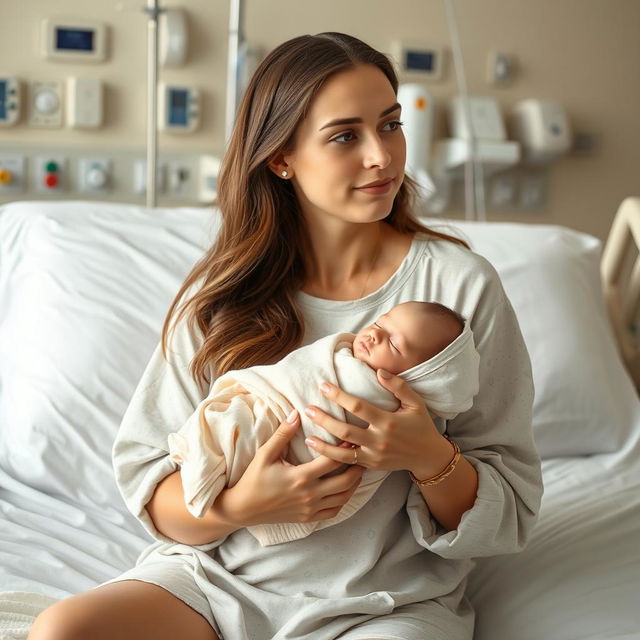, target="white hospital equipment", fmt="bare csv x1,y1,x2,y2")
397,83,436,211
159,8,188,67
511,98,572,164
